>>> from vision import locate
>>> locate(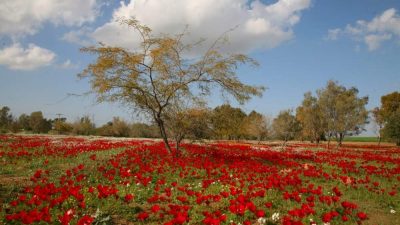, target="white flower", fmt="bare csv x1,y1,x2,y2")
271,212,280,222
390,209,396,214
257,217,266,224
66,209,74,215
323,223,330,225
